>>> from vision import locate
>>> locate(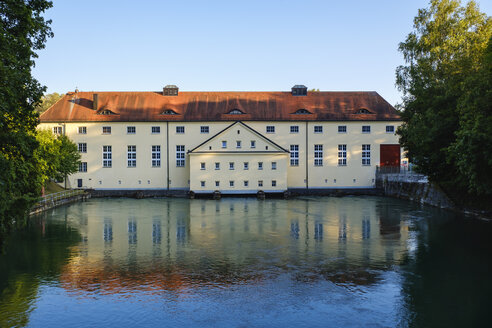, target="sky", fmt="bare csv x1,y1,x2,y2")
33,0,492,107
